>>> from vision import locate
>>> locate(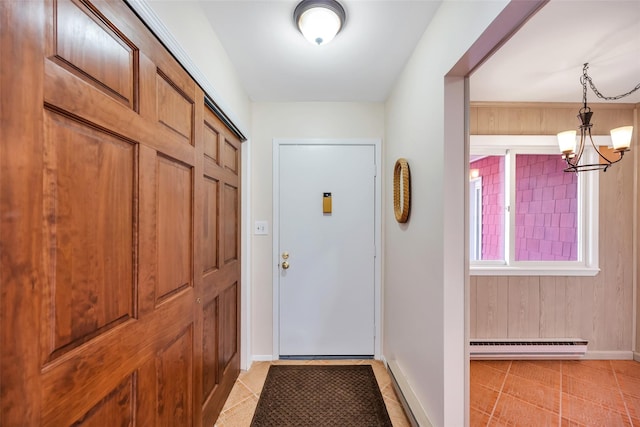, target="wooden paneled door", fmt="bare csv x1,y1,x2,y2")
0,1,241,426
